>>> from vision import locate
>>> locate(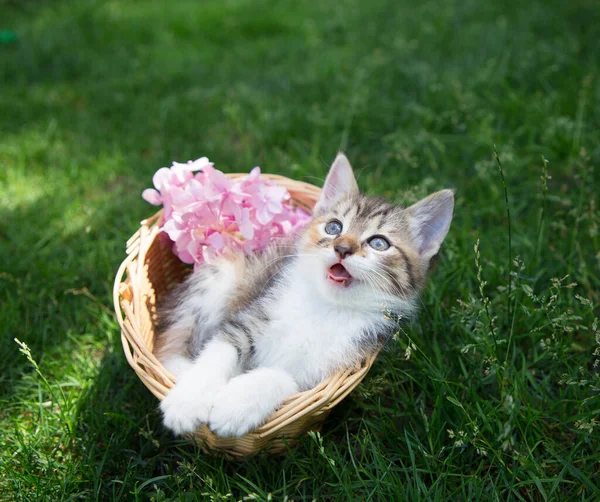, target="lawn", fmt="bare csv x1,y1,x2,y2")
1,0,599,499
